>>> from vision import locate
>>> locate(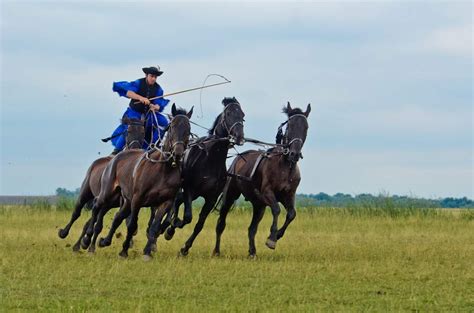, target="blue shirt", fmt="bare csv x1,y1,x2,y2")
112,79,170,112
